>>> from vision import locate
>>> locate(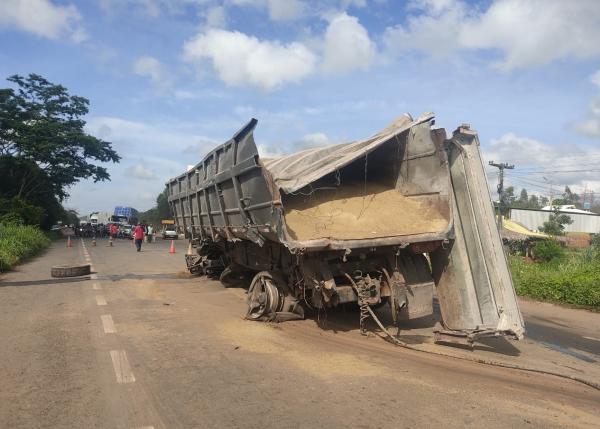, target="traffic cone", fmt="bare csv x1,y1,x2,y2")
169,240,176,254
109,237,113,247
67,236,72,248
92,237,97,246
186,242,193,255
